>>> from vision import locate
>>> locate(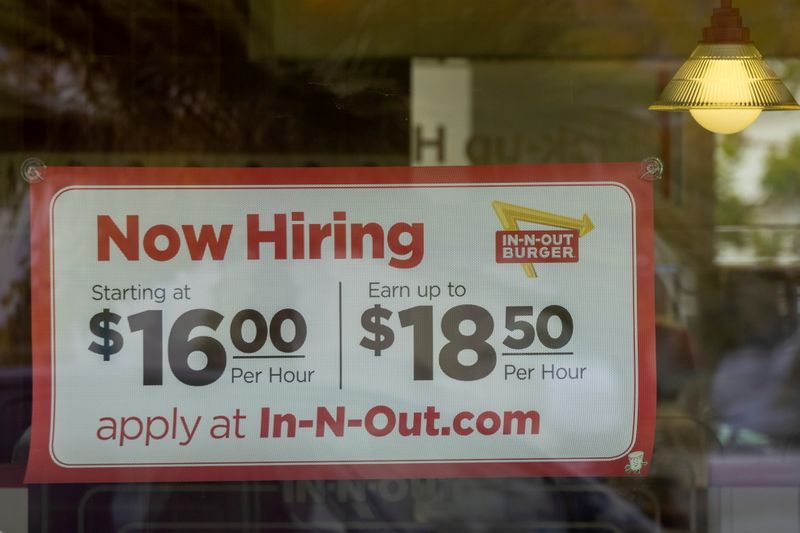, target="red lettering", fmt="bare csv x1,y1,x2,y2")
316,406,345,437
351,223,384,259
365,405,395,437
120,416,144,446
145,416,170,446
97,215,139,261
291,212,305,259
398,412,422,436
142,224,181,261
503,410,540,435
308,223,332,259
181,224,233,260
260,407,270,438
272,413,297,438
387,223,424,268
333,211,347,259
247,214,287,260
476,412,501,435
453,411,474,435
